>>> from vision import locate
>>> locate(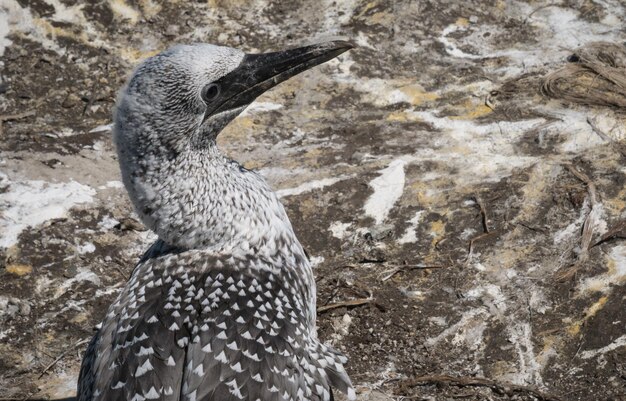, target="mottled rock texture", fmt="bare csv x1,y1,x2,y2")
1,0,625,400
